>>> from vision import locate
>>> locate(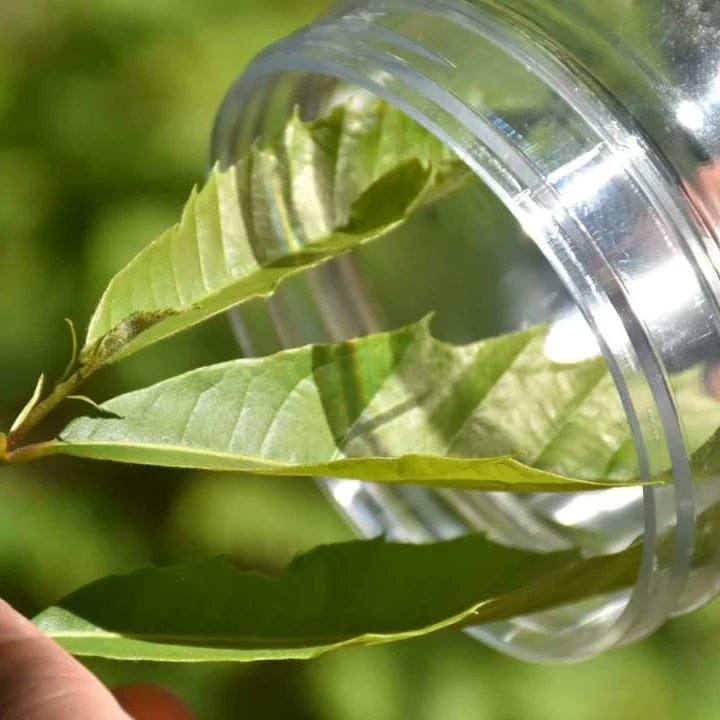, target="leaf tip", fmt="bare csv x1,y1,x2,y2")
9,373,46,433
